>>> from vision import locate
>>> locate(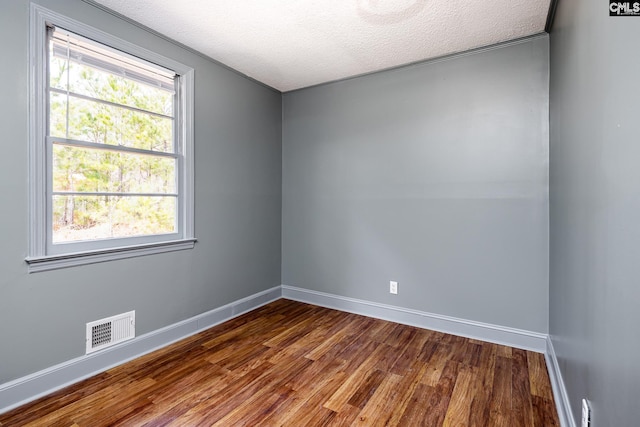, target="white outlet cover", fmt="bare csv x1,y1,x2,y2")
390,281,398,294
